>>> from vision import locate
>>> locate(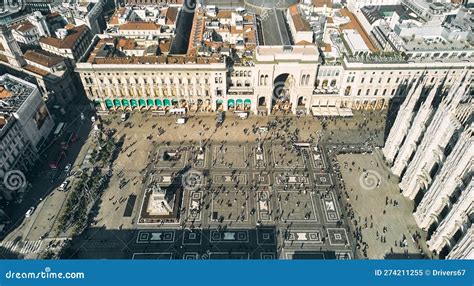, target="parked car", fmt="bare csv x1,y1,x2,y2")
25,207,35,218
64,163,72,174
176,118,186,124
58,180,70,191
